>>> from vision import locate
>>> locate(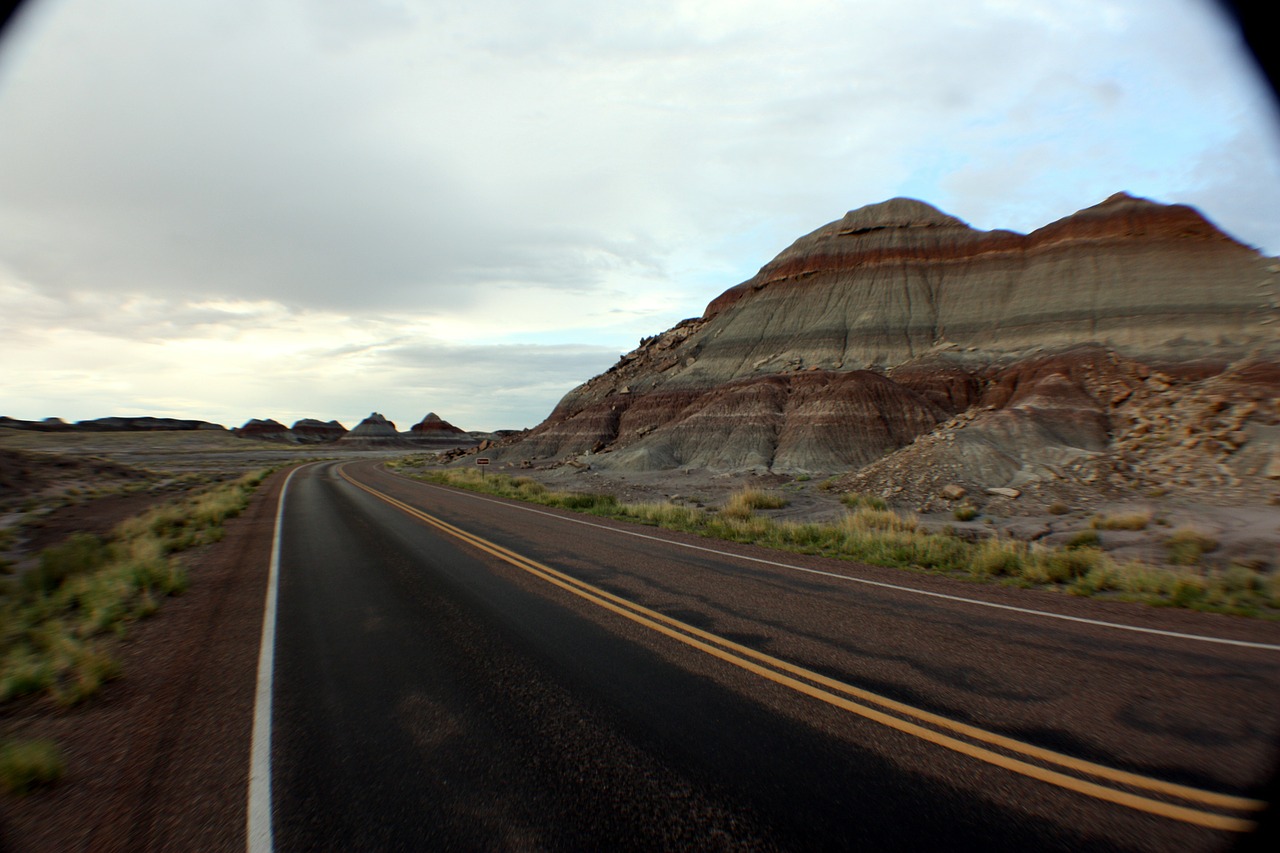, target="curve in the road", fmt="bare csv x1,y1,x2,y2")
339,464,1266,833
